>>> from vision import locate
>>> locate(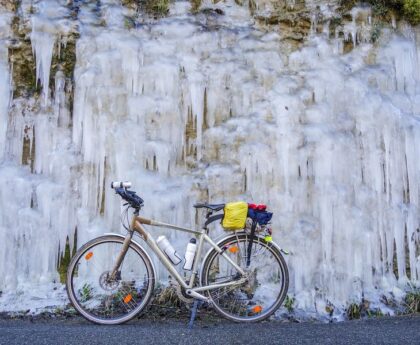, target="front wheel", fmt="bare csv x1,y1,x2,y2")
66,235,155,325
201,233,289,322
